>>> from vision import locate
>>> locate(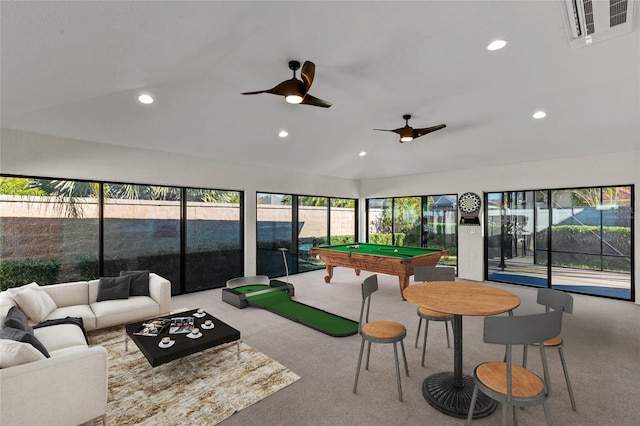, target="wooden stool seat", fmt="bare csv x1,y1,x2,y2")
418,306,450,319
476,362,544,398
362,320,406,339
